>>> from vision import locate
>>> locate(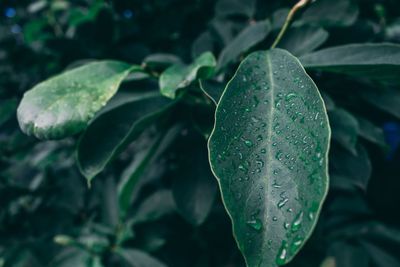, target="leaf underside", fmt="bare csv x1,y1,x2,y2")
208,49,330,266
